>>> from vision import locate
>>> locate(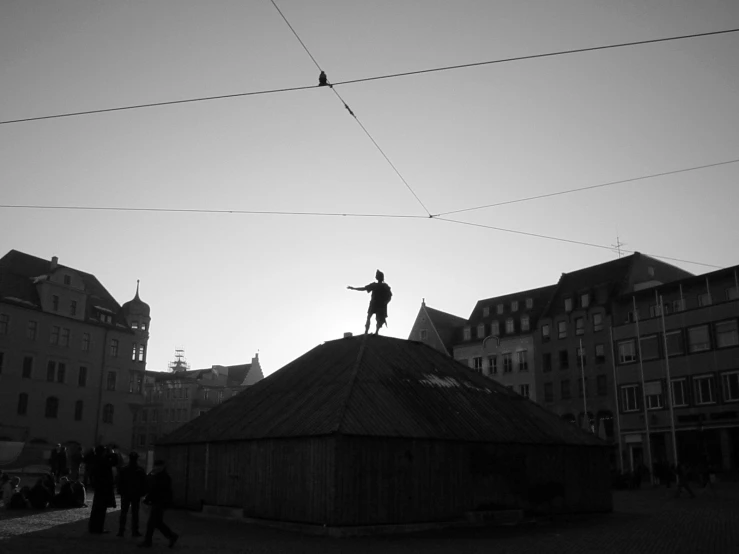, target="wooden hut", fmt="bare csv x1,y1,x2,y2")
157,335,612,530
